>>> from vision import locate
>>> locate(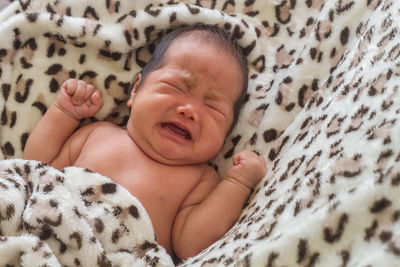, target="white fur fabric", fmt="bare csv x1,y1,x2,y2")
1,0,400,266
